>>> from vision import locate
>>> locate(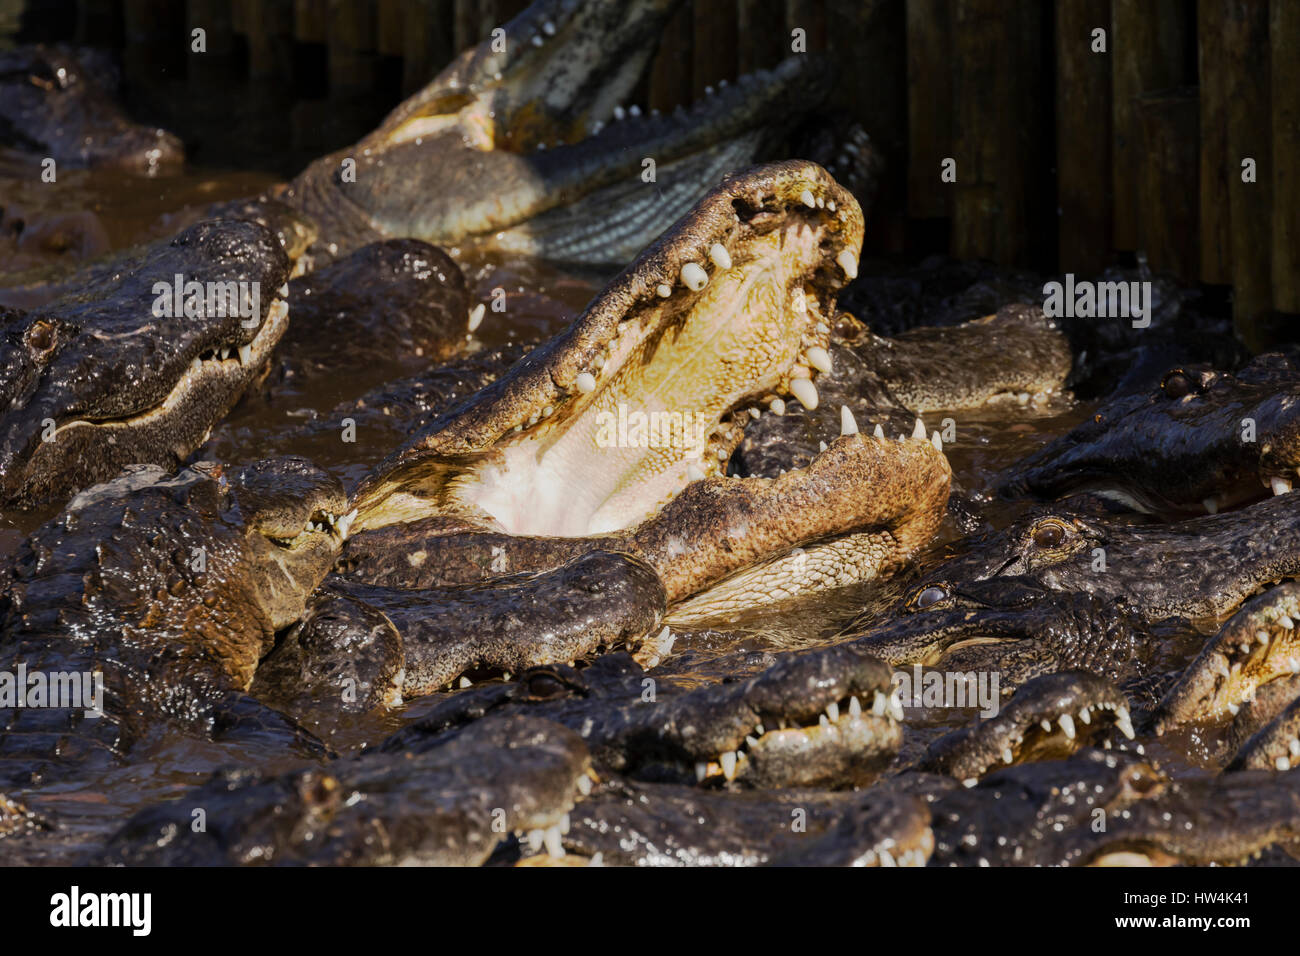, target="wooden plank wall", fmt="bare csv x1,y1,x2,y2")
65,0,1299,342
